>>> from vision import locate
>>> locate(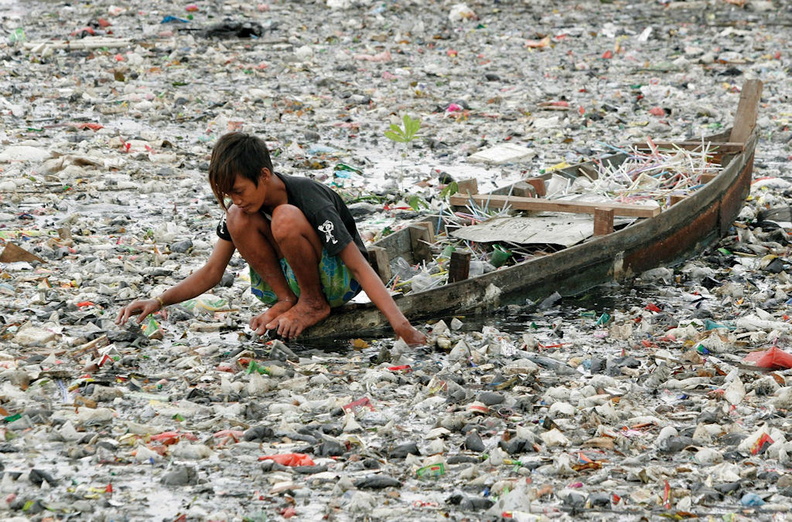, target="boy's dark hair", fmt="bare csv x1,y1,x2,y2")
208,132,274,210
